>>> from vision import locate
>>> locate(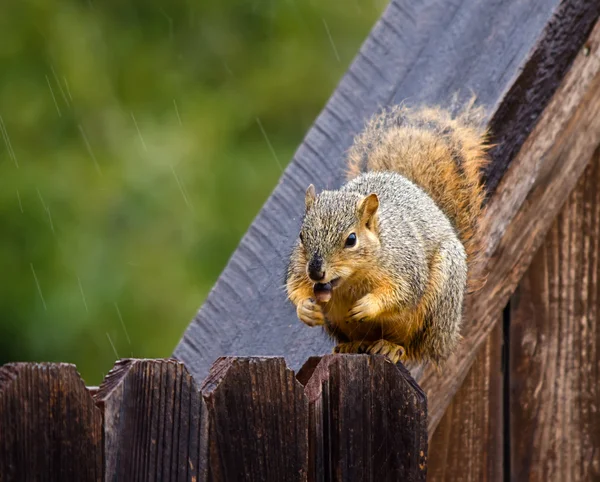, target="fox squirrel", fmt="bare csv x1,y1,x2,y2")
285,102,490,365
